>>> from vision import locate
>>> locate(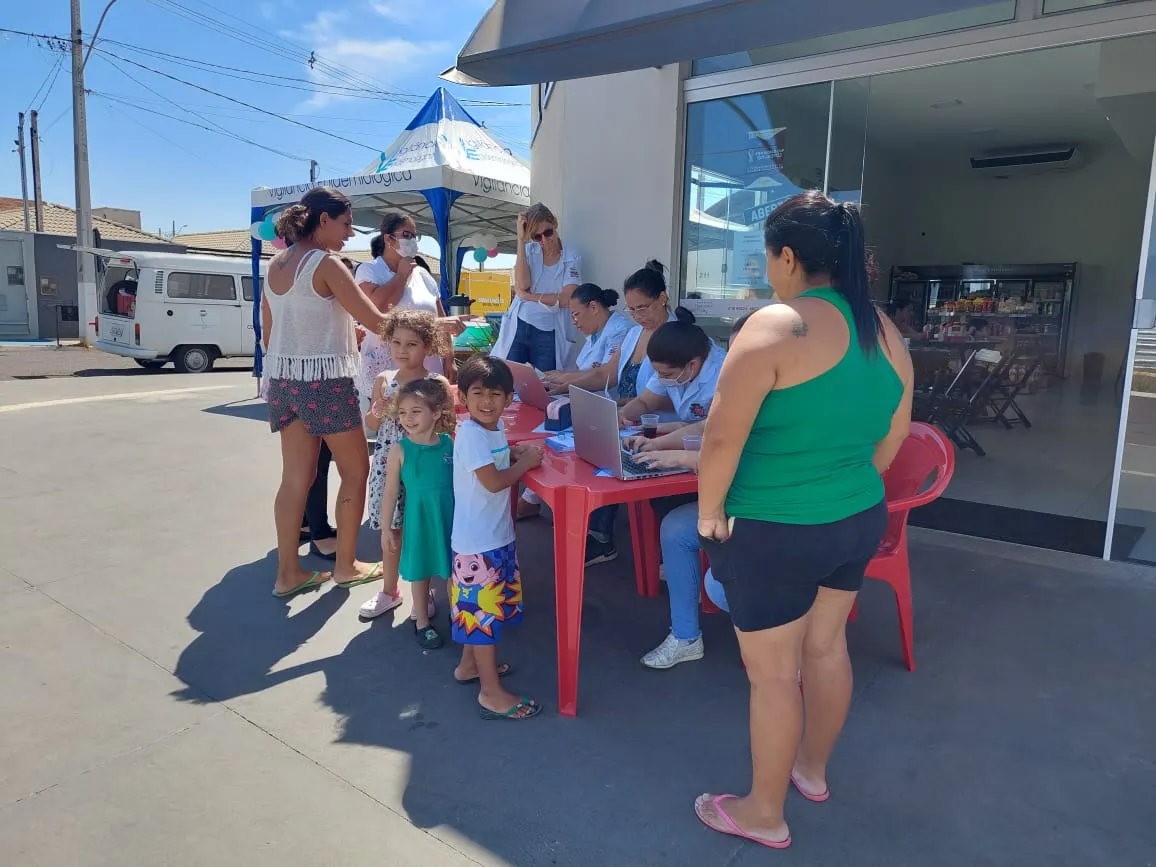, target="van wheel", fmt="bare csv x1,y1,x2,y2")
173,345,215,374
135,359,167,370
